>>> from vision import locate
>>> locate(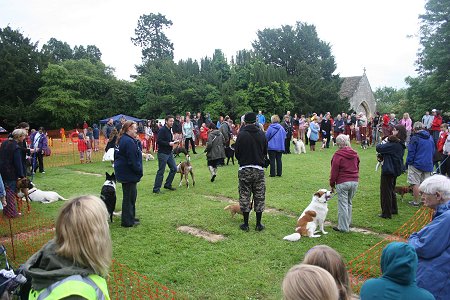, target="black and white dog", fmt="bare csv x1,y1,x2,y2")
100,172,116,222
